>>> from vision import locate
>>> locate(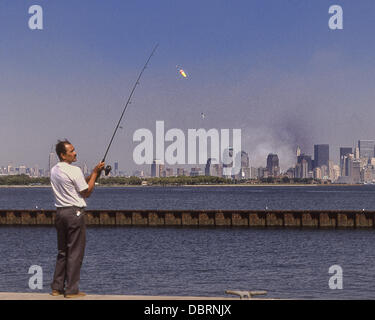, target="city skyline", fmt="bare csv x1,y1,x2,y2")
1,1,375,172
3,138,375,182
